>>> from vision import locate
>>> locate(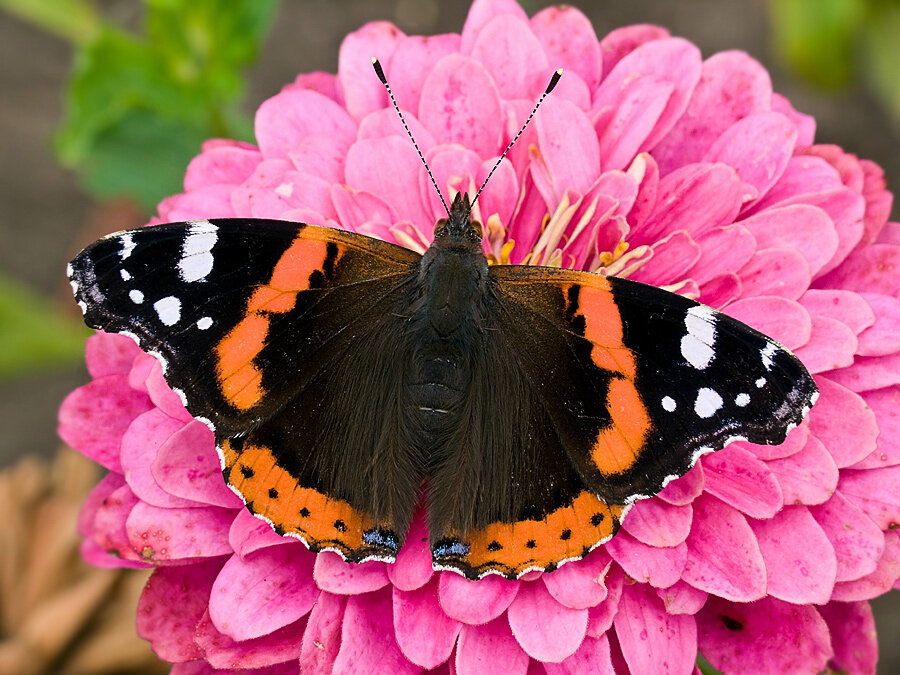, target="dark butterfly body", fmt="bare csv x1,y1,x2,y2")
68,193,817,579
